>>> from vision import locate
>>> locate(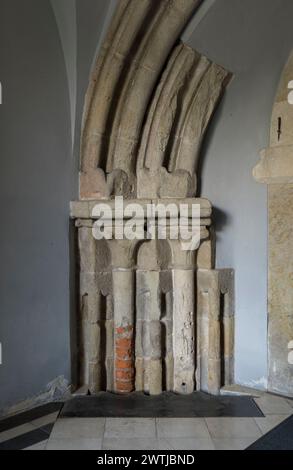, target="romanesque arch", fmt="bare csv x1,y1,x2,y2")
71,0,235,396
